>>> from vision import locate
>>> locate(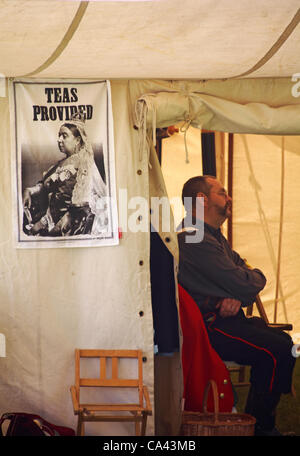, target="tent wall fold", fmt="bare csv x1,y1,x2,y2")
135,89,300,136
